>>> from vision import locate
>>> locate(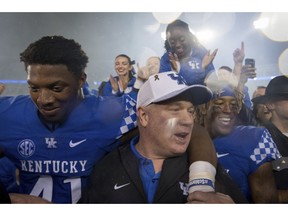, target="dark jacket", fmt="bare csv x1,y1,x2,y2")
79,144,247,203
264,122,288,190
79,143,189,203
